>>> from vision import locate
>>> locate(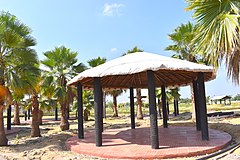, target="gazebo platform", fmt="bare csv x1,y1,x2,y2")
66,126,231,159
